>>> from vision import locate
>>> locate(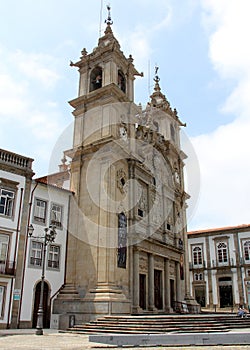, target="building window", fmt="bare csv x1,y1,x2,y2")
217,242,228,263
246,269,250,277
30,241,43,267
0,189,15,217
194,273,203,281
0,285,5,318
34,199,47,224
50,203,63,228
192,246,203,265
243,241,250,262
0,234,9,274
48,245,60,269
